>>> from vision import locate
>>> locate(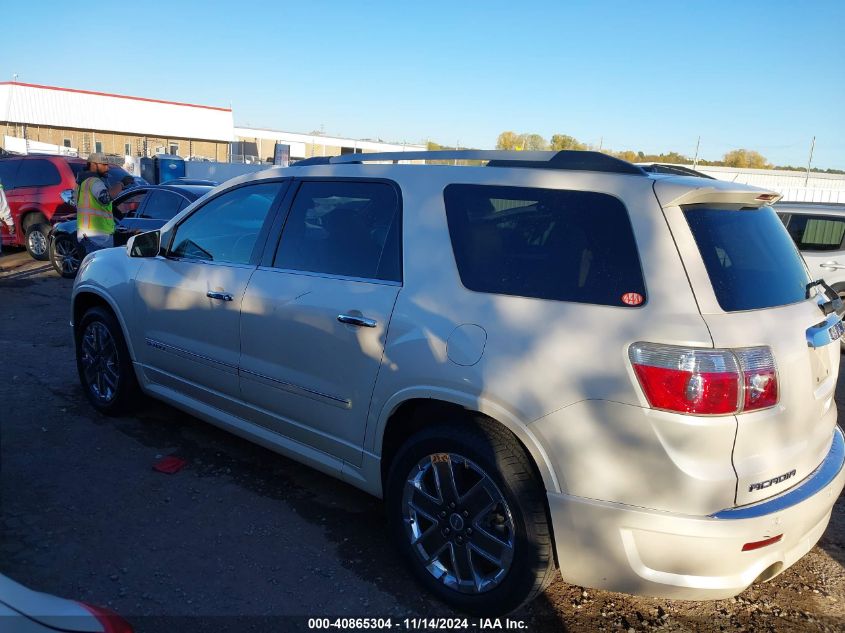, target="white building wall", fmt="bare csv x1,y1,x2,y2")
0,82,234,141
234,126,424,158
694,166,845,203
